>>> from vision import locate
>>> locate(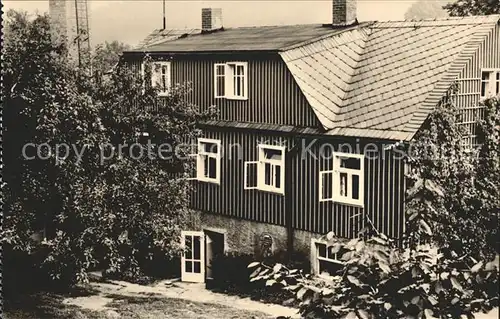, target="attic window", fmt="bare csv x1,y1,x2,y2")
481,69,500,99
214,62,248,100
152,61,172,96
